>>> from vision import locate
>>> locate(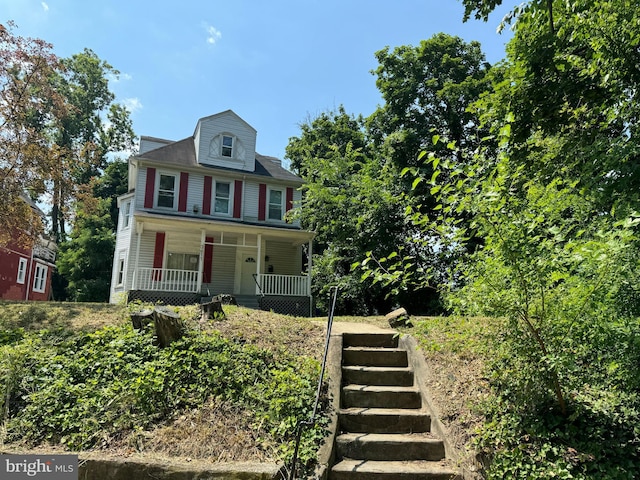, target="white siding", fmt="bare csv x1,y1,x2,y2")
265,241,303,275
244,181,260,222
136,167,148,210
109,219,134,303
186,174,203,216
209,245,236,293
165,232,201,255
139,137,172,154
195,111,257,172
137,231,157,269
